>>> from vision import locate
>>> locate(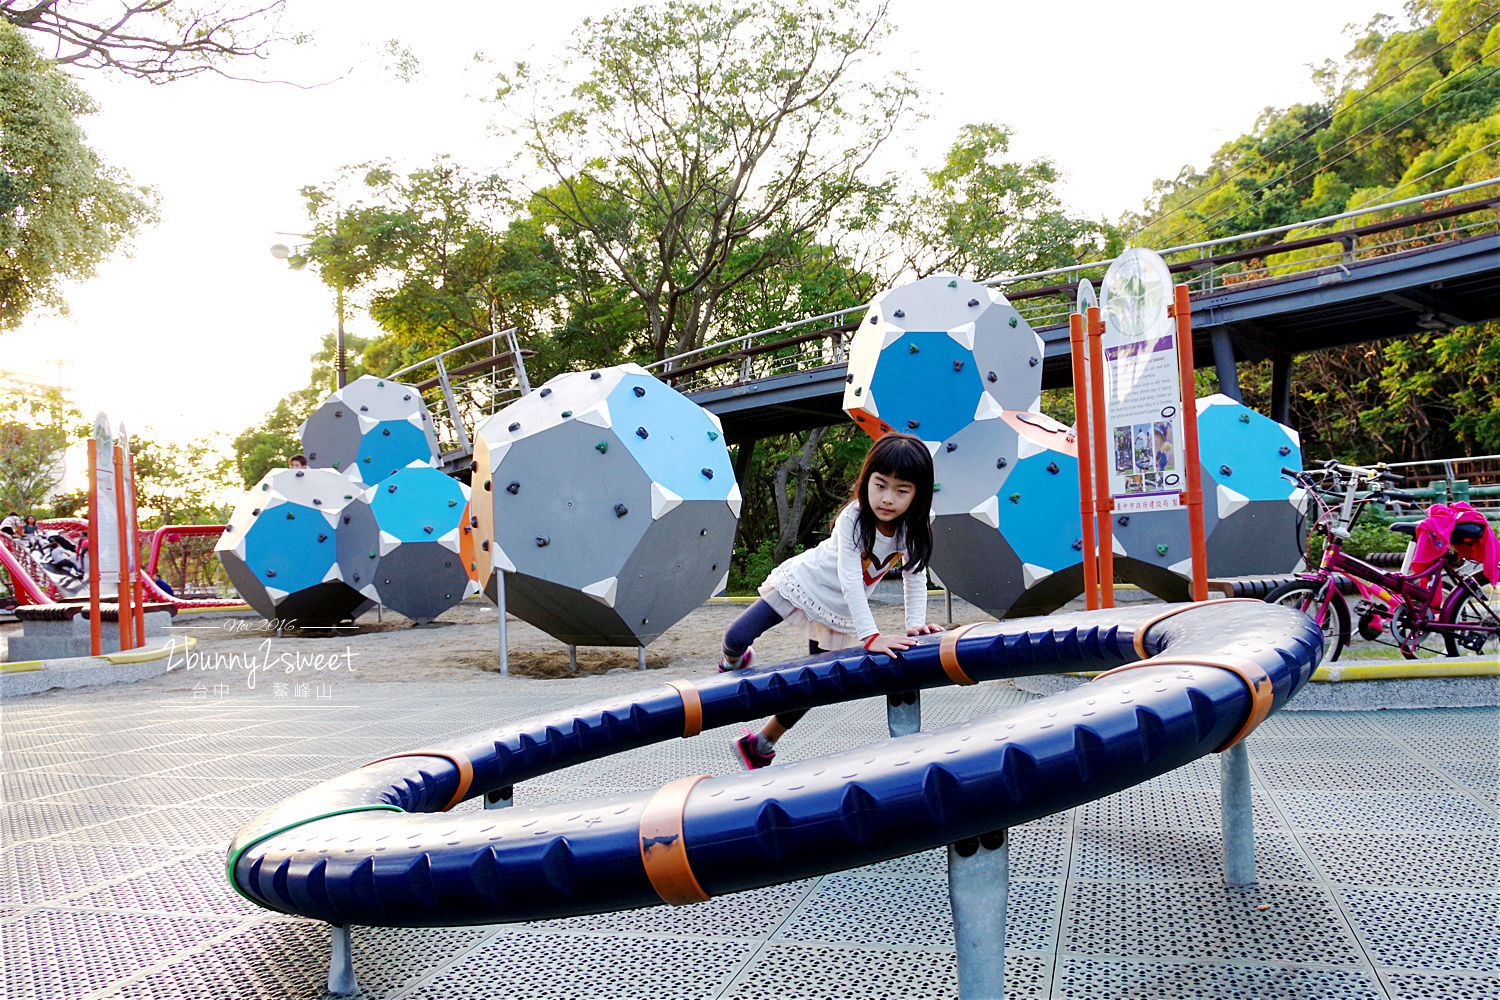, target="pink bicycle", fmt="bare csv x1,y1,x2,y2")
1266,462,1500,660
